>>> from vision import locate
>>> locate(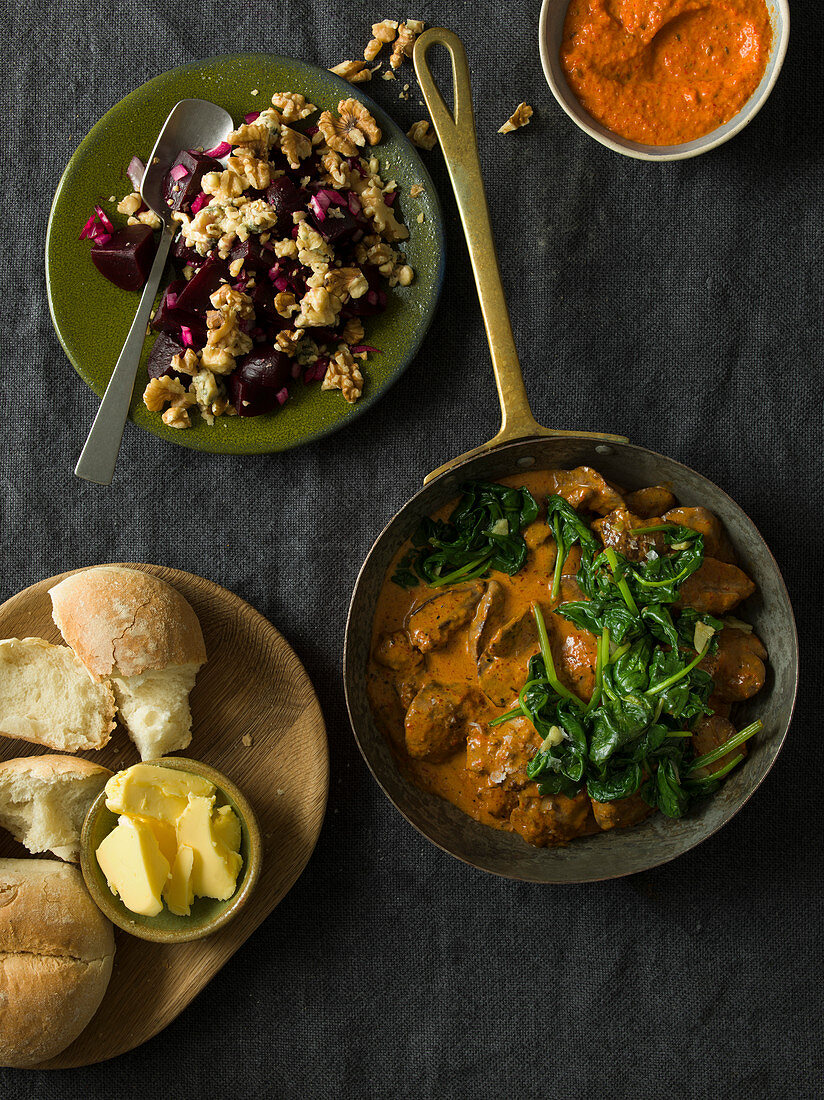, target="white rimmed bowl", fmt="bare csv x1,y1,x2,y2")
539,0,790,161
